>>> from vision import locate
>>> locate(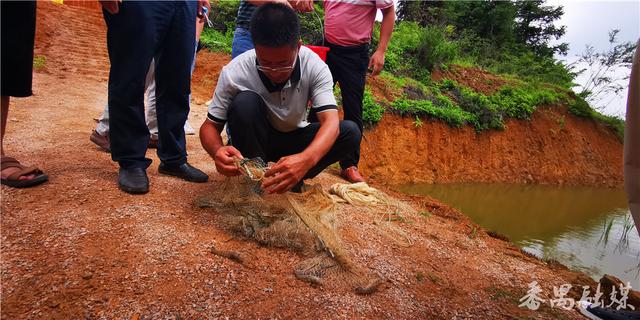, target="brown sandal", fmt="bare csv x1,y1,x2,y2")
1,156,48,188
